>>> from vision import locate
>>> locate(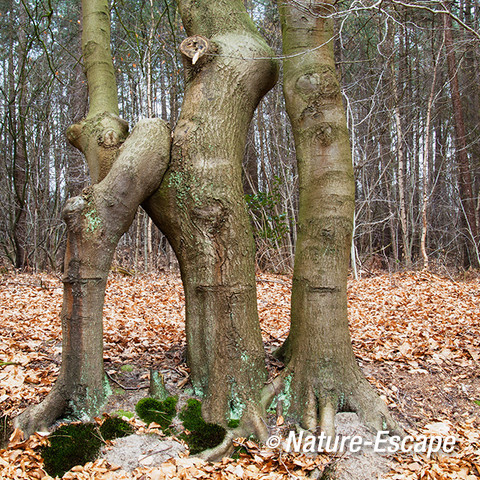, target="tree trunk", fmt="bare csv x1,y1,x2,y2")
420,41,443,270
443,4,479,268
243,122,259,197
275,0,400,436
11,2,29,270
14,0,171,436
145,0,278,429
393,84,412,269
66,33,88,199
